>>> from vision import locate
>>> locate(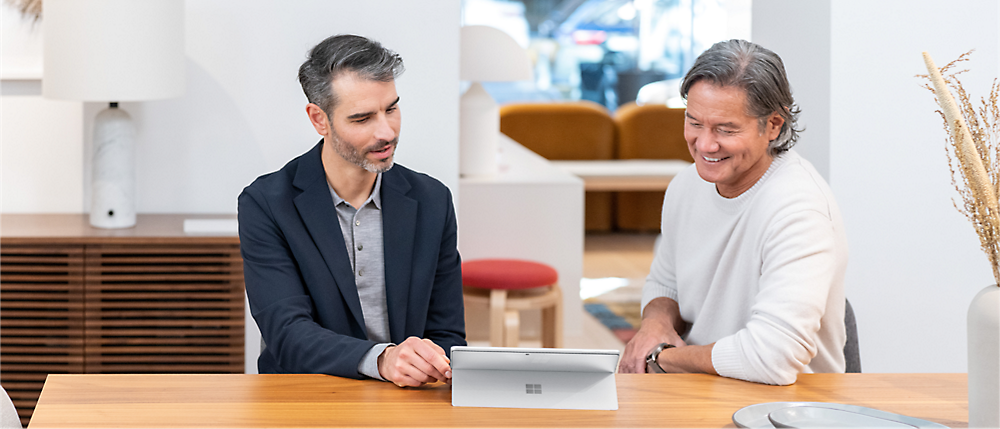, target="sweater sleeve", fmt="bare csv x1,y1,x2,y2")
641,191,679,315
711,207,843,385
